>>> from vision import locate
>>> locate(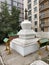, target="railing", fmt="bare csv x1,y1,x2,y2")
39,4,49,11
39,0,44,4
36,32,49,38
40,13,49,19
